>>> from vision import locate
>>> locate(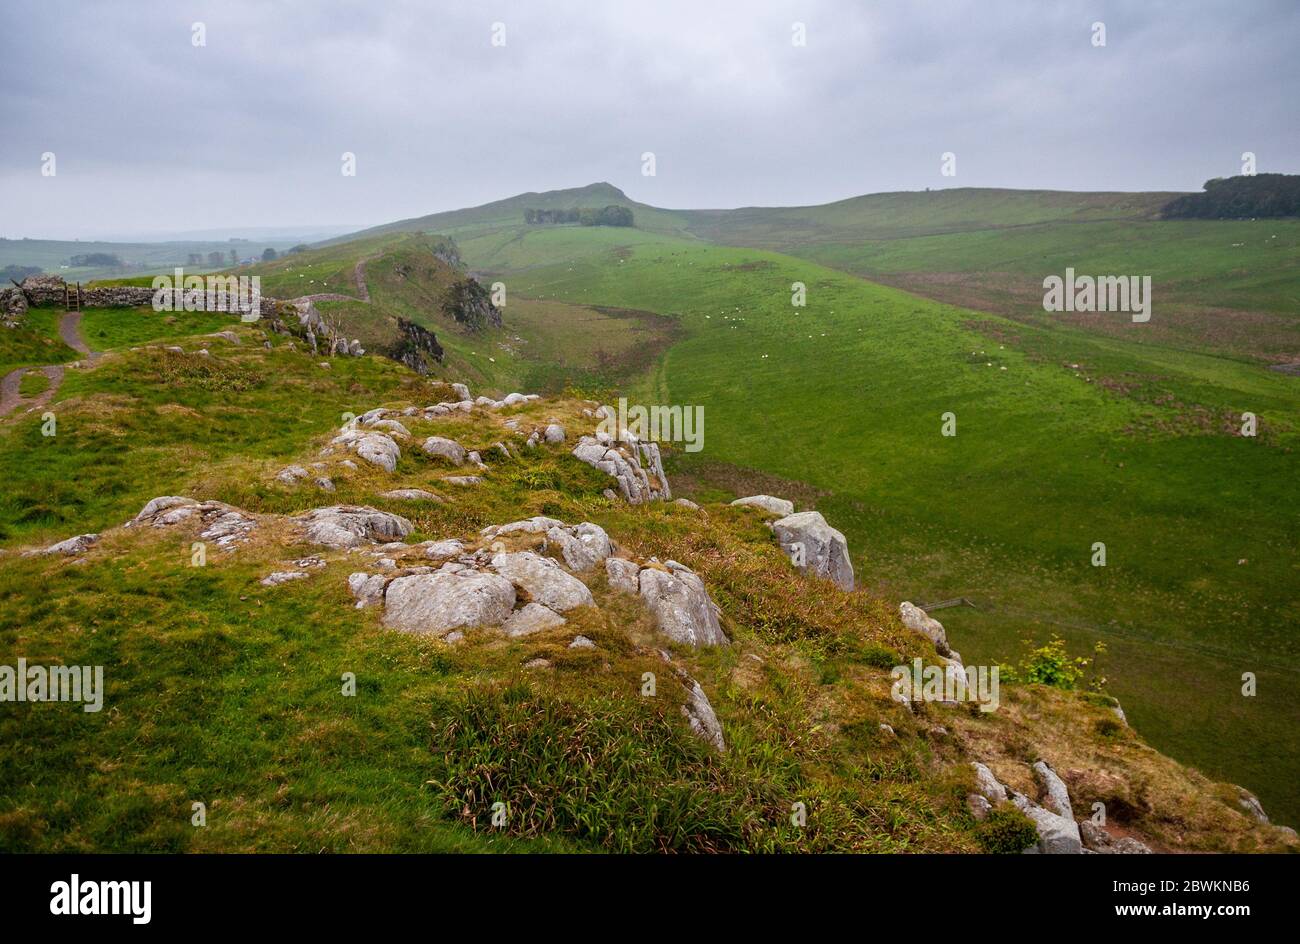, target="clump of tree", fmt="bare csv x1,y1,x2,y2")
68,252,123,267
526,207,579,224
1,264,42,283
524,205,633,227
262,248,278,261
1161,174,1300,219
